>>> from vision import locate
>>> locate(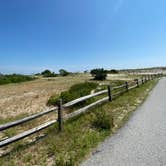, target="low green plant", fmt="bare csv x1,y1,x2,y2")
47,94,60,106
47,82,98,106
92,109,113,130
0,74,35,85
